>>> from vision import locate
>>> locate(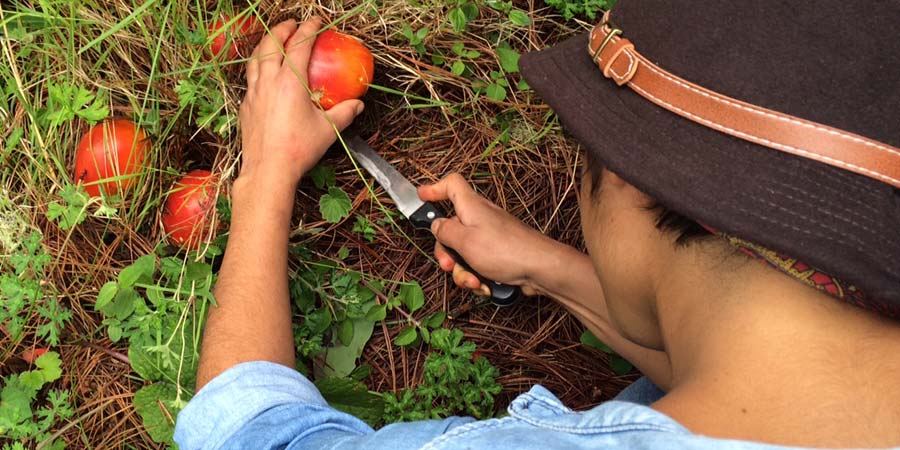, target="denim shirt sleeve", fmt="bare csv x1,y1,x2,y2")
173,361,475,450
175,362,808,450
